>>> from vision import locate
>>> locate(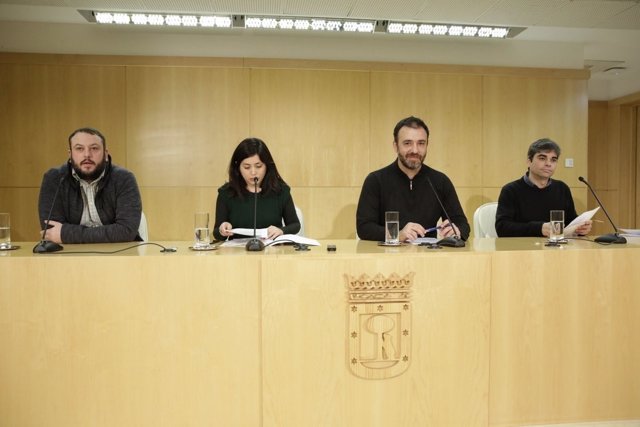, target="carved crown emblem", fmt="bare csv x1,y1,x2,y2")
347,272,413,303
346,272,414,379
